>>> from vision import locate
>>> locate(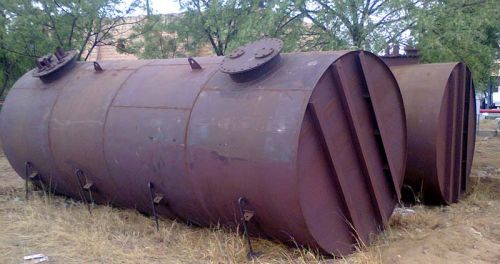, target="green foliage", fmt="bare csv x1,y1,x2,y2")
0,0,139,98
1,0,498,97
412,0,499,89
177,0,306,55
218,0,305,52
178,0,260,56
126,0,306,57
1,1,45,98
119,14,207,59
298,0,417,51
